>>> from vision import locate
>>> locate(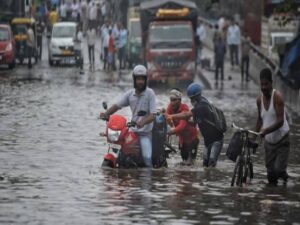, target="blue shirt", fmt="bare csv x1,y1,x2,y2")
117,87,157,134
